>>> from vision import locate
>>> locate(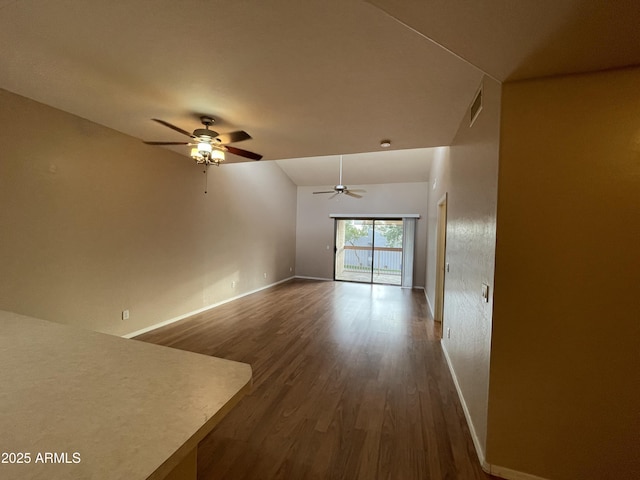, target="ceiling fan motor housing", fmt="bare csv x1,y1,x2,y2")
194,117,218,141
193,128,219,141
